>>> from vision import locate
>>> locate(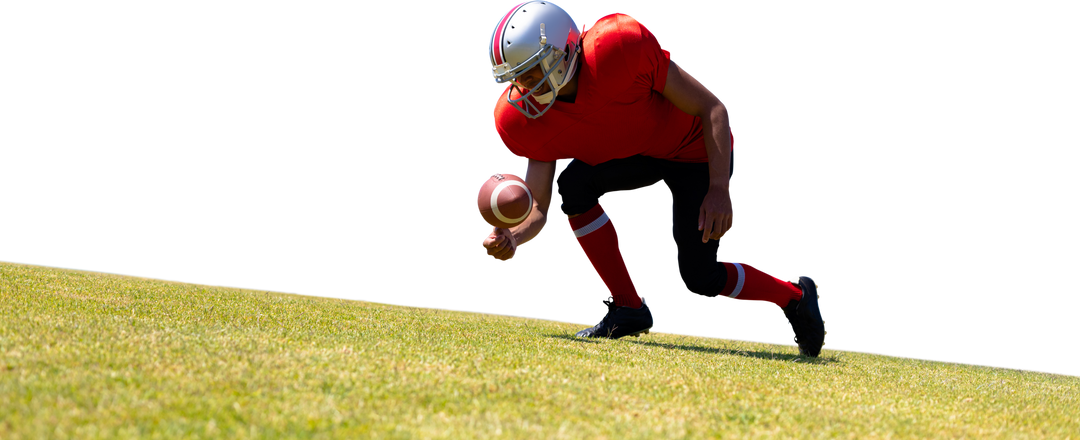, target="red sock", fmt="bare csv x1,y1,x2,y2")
718,263,802,307
569,204,642,309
